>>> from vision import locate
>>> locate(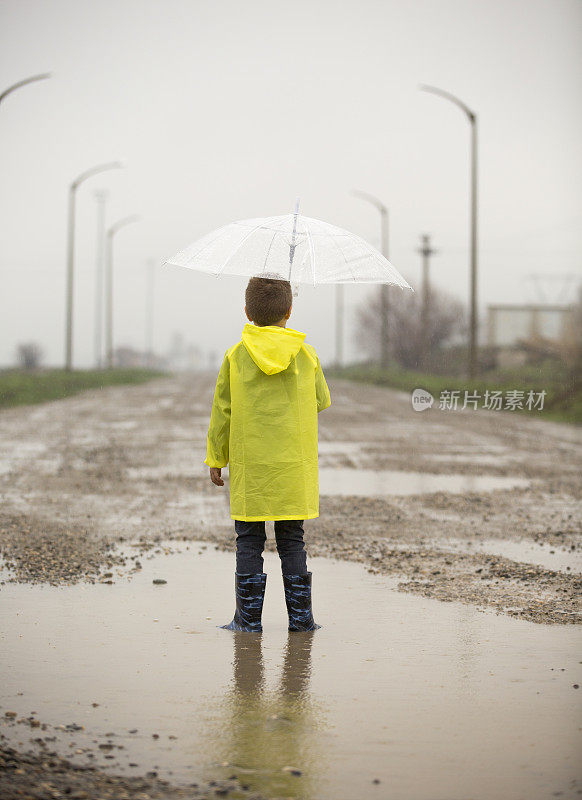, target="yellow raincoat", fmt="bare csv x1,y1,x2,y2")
204,324,331,521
